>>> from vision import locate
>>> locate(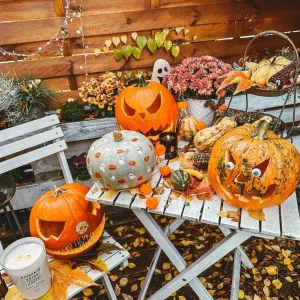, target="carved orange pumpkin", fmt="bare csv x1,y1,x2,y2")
208,116,300,210
30,183,105,259
115,77,179,141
